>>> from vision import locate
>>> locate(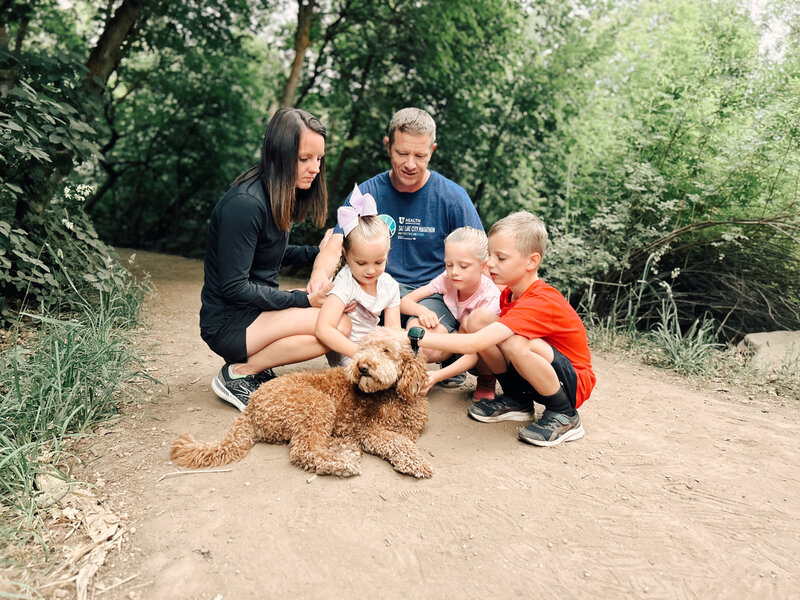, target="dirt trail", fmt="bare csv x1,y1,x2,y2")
59,250,800,599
